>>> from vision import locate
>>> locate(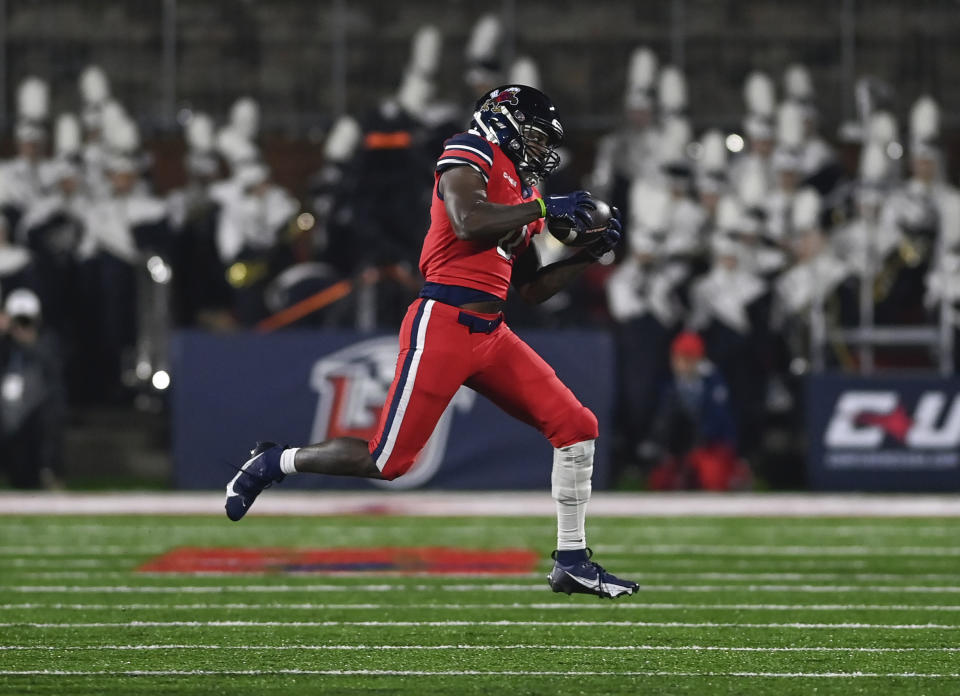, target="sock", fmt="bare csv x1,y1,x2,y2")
279,447,301,475
551,439,594,551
